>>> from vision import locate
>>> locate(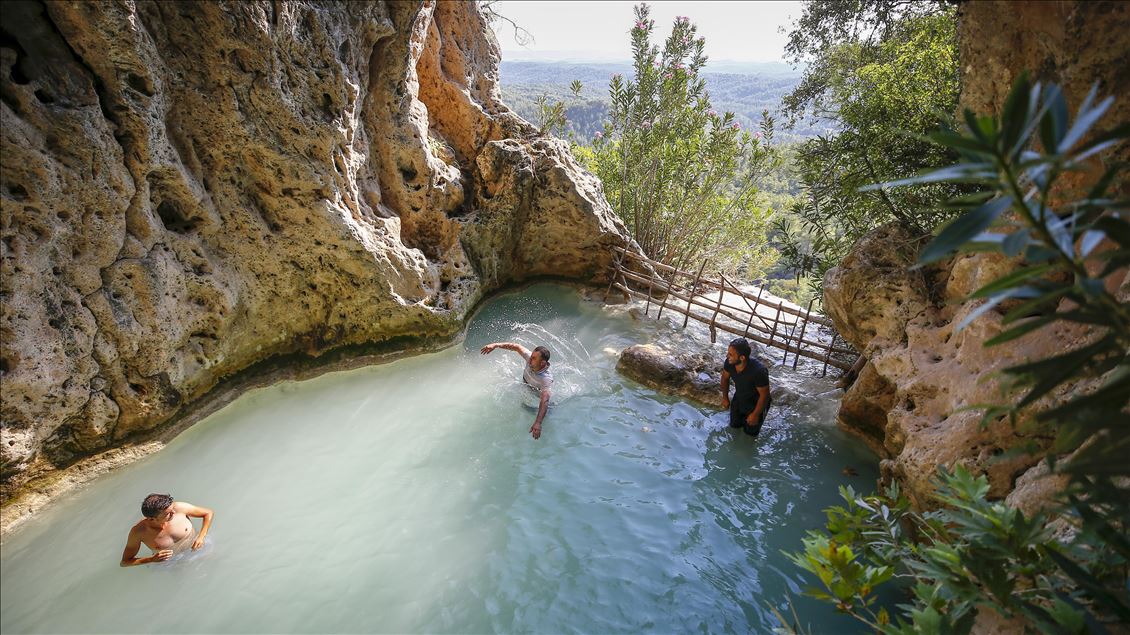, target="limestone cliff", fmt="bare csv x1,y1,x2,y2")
825,0,1128,510
0,0,629,510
